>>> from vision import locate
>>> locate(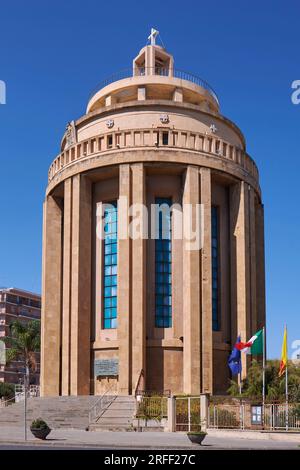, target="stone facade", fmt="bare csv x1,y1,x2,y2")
41,39,265,397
